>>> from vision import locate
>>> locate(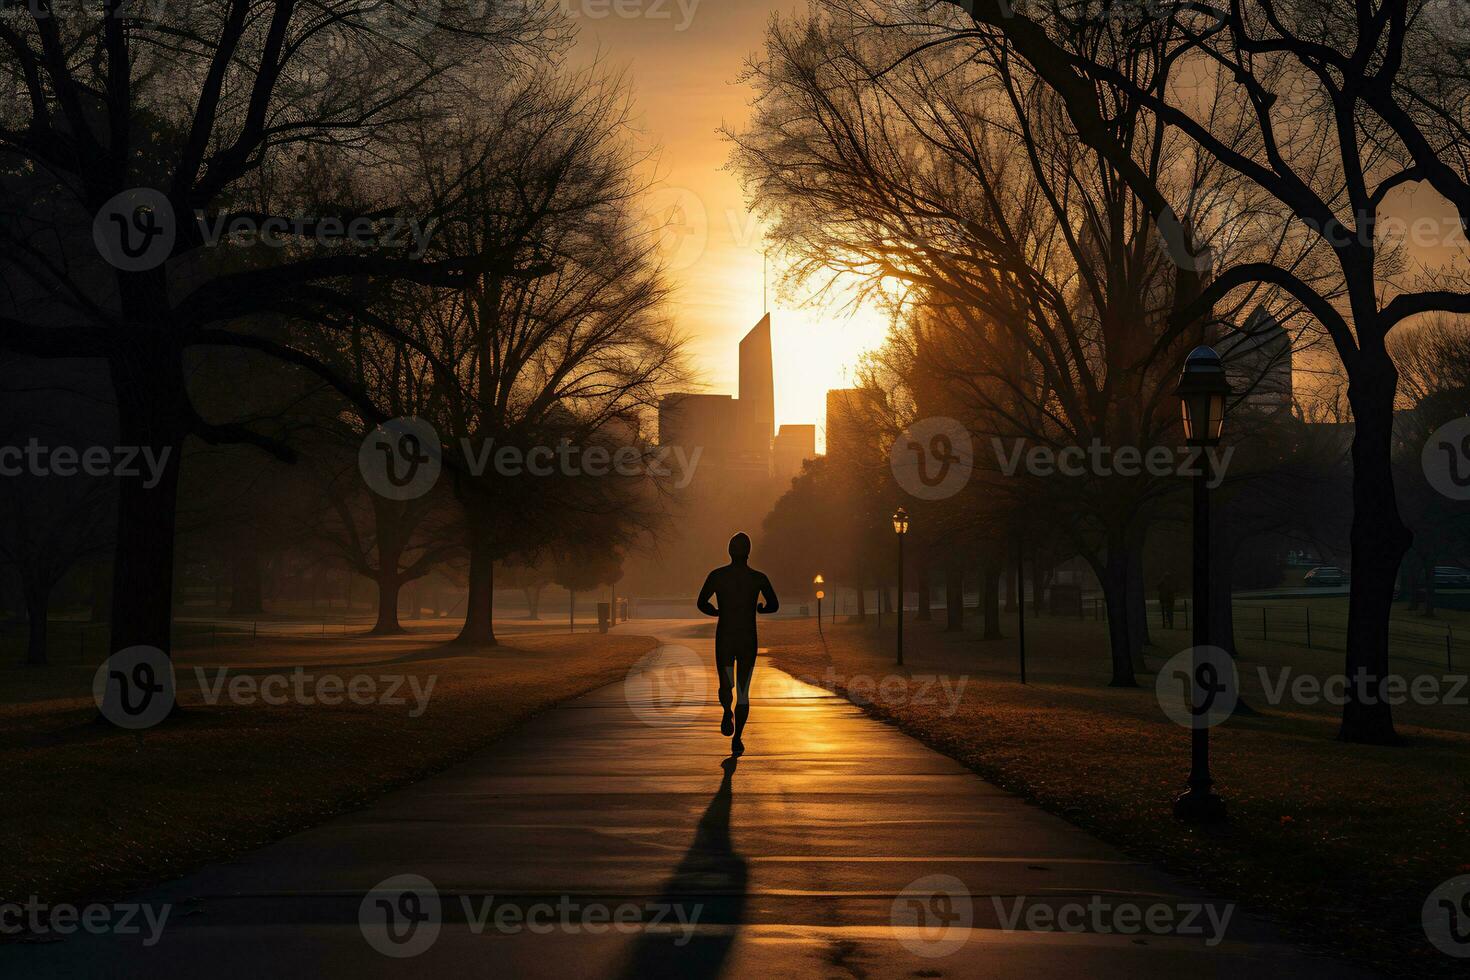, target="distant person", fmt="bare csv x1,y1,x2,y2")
697,533,779,756
1159,572,1178,629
